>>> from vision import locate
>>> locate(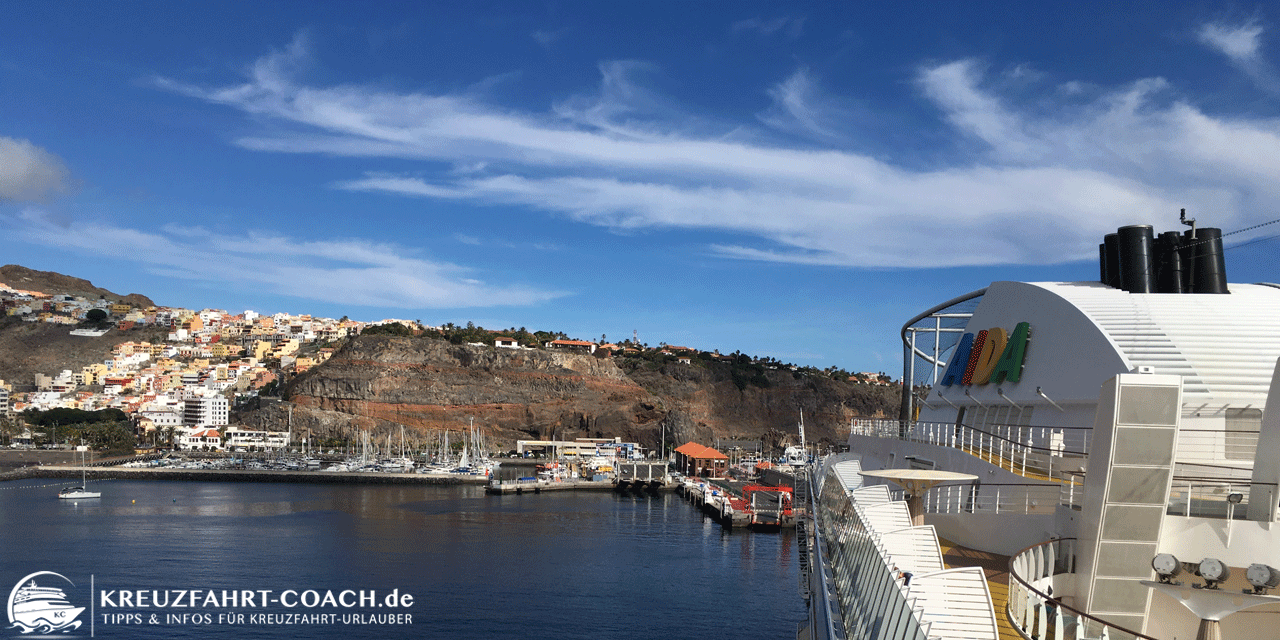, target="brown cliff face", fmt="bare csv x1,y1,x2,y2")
269,335,898,454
